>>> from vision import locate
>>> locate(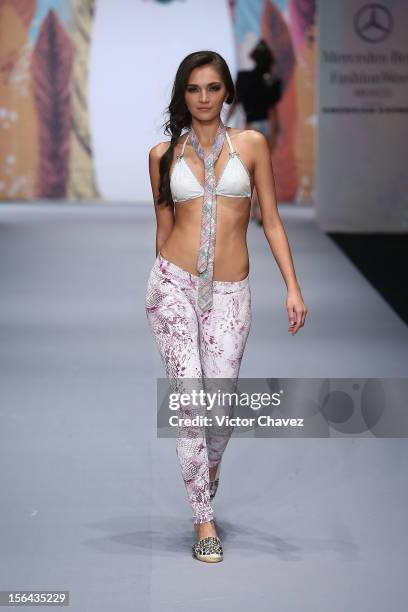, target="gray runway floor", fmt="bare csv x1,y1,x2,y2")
0,202,407,611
